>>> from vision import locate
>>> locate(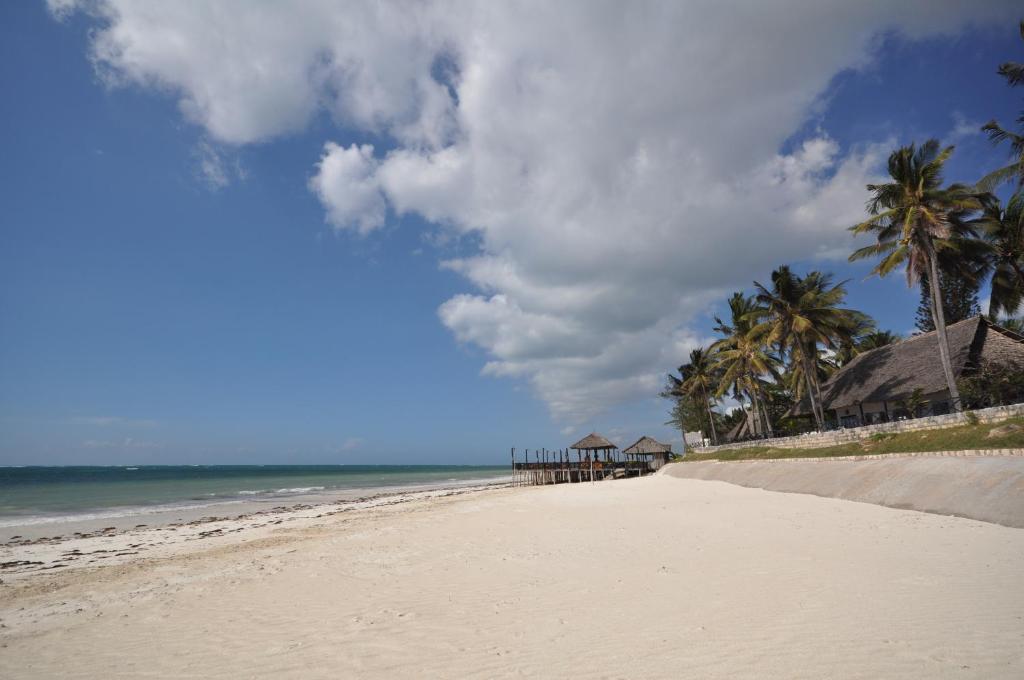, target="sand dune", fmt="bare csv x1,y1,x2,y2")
2,475,1022,679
